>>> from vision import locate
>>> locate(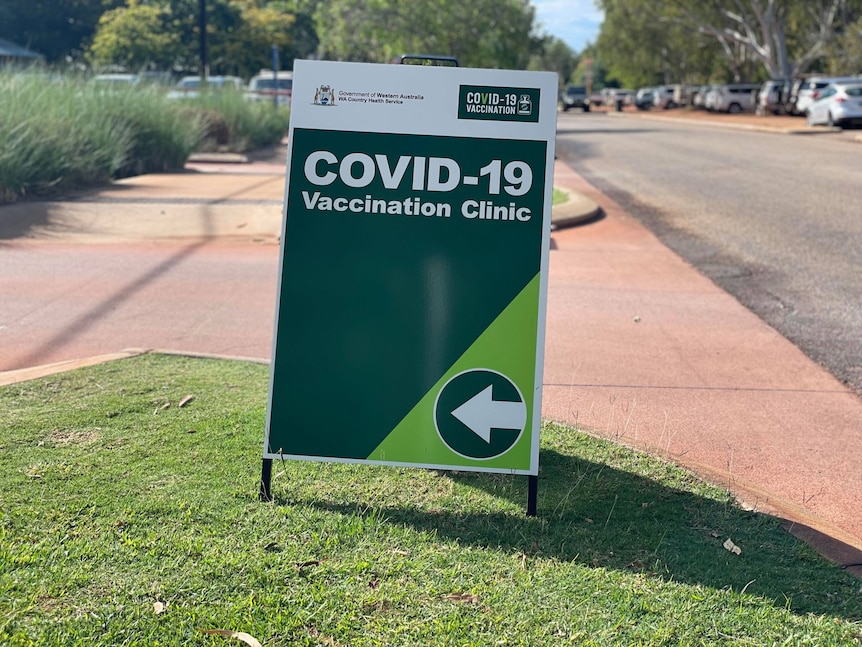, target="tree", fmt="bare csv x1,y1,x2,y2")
0,0,126,63
596,0,862,84
219,1,298,73
670,0,846,78
596,0,718,87
660,0,857,78
312,0,542,69
527,37,579,89
88,1,179,69
826,14,862,72
269,0,320,62
567,45,617,90
162,0,245,74
85,0,313,76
